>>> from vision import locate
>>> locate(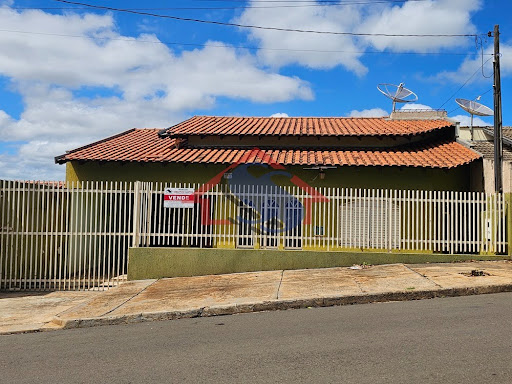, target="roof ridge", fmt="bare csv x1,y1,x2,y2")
193,115,388,119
